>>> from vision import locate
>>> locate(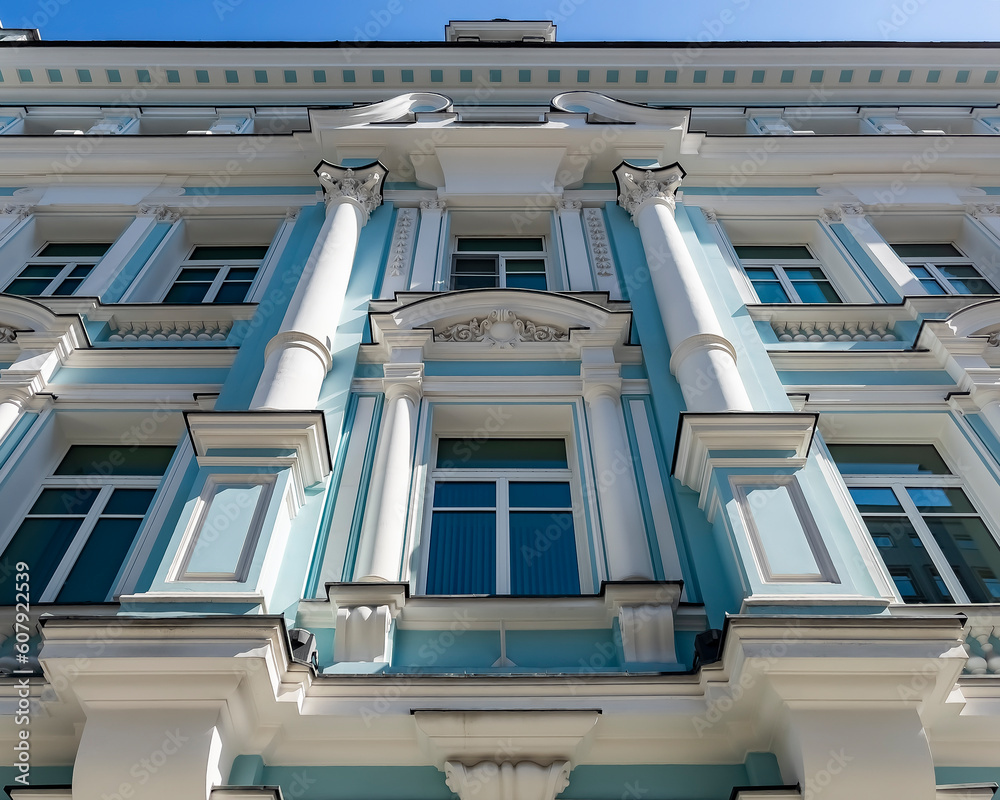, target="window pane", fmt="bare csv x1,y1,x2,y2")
907,487,976,514
509,482,572,508
18,265,63,278
453,275,498,290
5,279,53,295
506,274,547,290
37,242,111,257
433,482,496,508
924,517,1000,603
828,444,950,475
212,282,253,304
425,511,496,594
909,266,933,278
891,243,962,258
103,488,157,515
0,518,83,604
51,279,82,296
505,260,546,273
735,245,813,260
509,512,580,595
751,281,791,303
174,268,219,282
793,281,841,304
226,268,260,281
28,488,99,515
457,238,544,252
55,445,174,476
164,283,211,303
437,438,568,469
453,257,498,274
69,265,93,278
784,268,828,280
946,276,995,295
919,279,947,295
864,517,953,603
55,517,143,603
744,268,779,279
848,487,903,513
189,245,268,260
